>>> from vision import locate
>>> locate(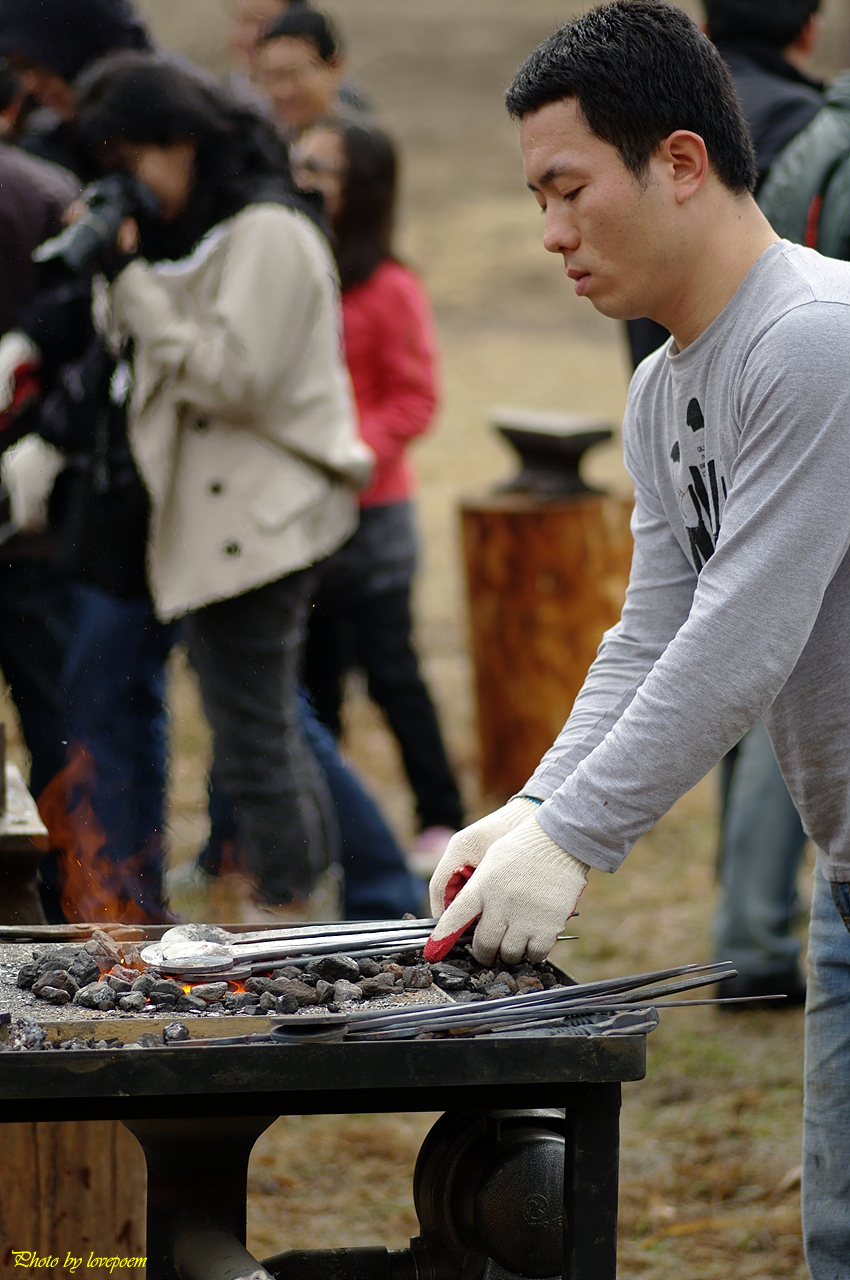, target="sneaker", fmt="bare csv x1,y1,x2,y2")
407,826,457,879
